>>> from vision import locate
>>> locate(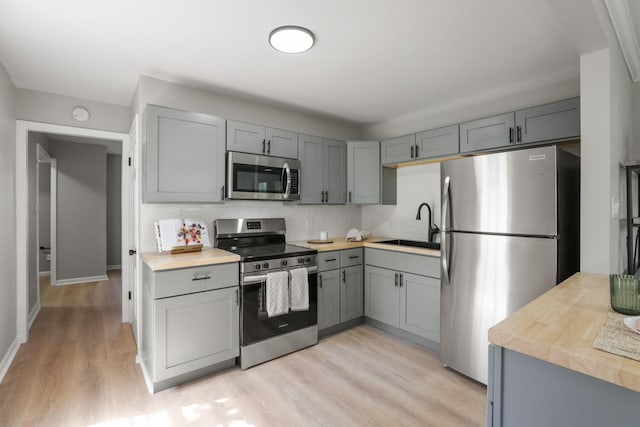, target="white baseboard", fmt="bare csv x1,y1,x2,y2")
55,274,110,286
0,338,20,385
28,302,41,330
107,264,121,270
39,271,50,277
